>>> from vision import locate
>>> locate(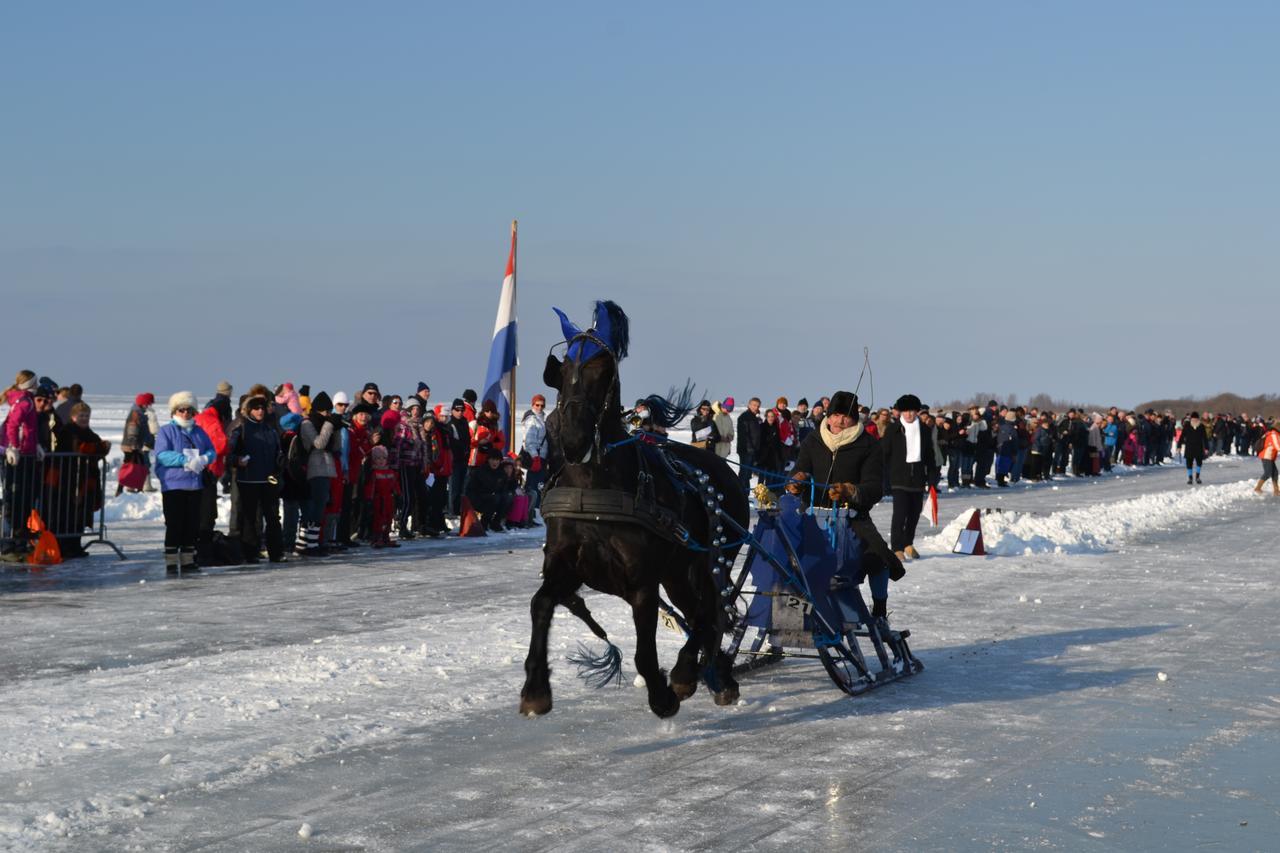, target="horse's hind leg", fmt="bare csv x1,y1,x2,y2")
663,579,703,701
521,570,573,716
631,584,680,718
